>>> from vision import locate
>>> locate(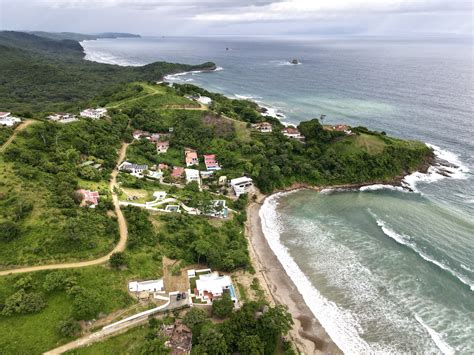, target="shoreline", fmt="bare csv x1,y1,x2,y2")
244,162,437,354
246,194,342,354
